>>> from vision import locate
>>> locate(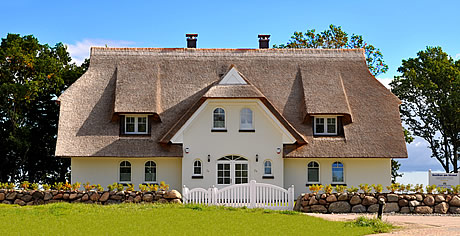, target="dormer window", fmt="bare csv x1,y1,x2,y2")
314,116,337,135
212,108,226,130
124,115,148,134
